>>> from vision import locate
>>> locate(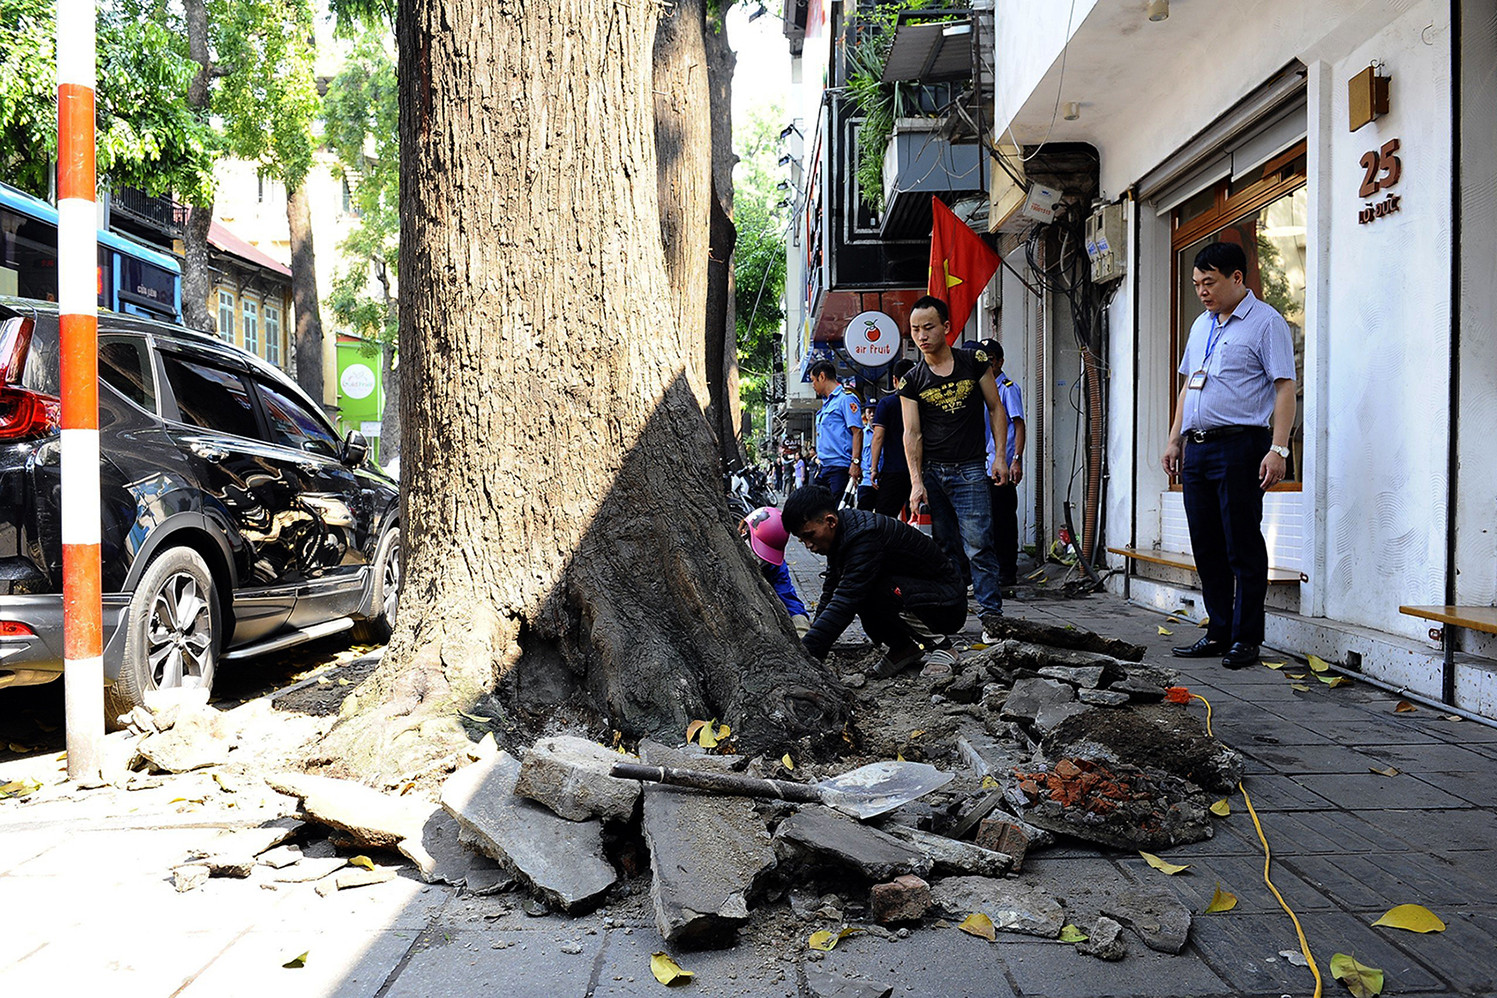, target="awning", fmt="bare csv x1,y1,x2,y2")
881,18,973,84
